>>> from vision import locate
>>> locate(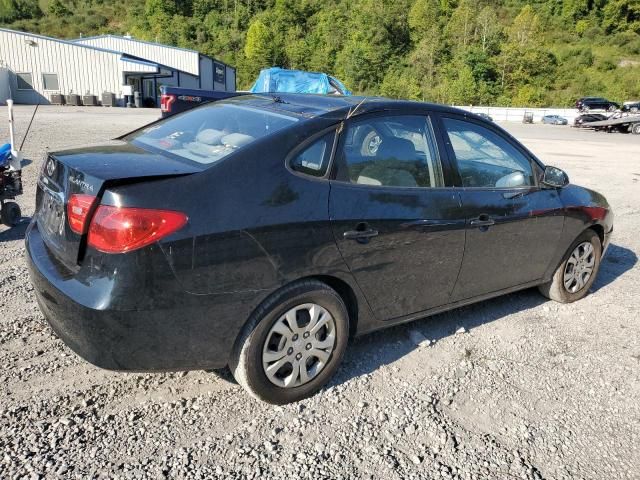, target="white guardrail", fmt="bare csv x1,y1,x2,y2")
453,105,580,123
